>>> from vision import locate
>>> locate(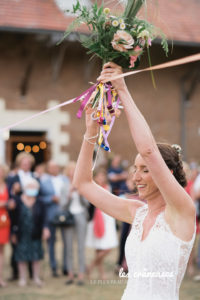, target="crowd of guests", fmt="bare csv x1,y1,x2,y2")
0,151,200,288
